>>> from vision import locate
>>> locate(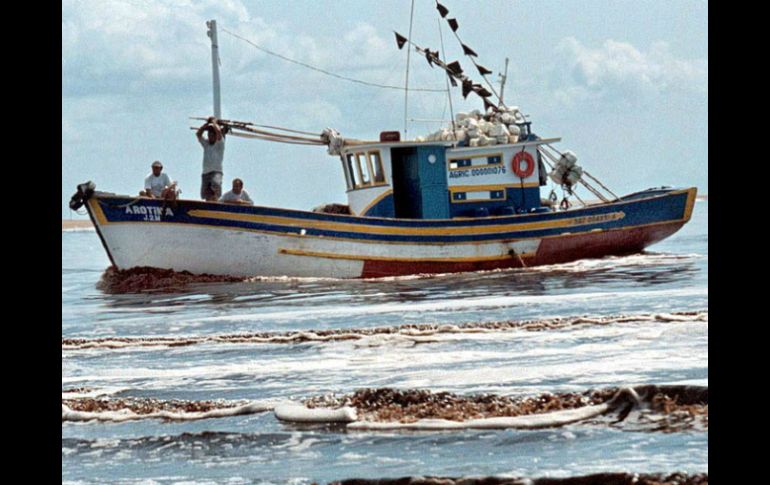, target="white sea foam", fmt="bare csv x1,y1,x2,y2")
60,319,707,397
274,404,357,422
61,386,128,399
195,288,707,323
